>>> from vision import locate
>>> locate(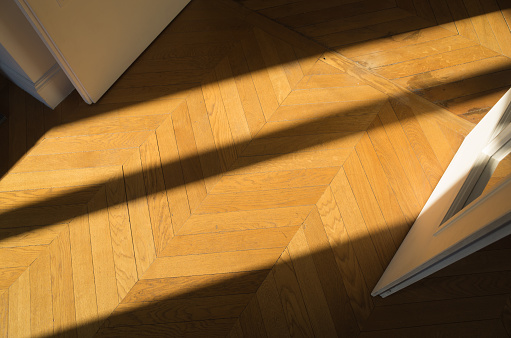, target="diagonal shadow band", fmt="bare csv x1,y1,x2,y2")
1,0,509,180
0,96,389,240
